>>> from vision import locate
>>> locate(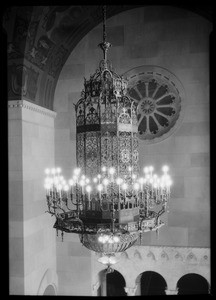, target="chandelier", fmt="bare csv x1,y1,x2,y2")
44,6,172,262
